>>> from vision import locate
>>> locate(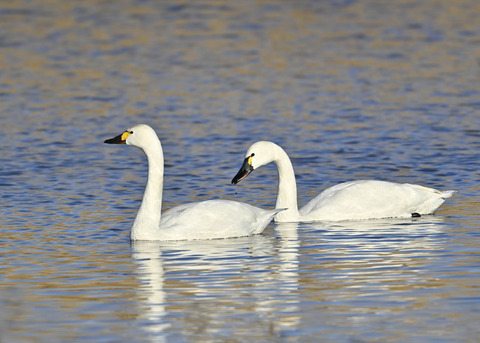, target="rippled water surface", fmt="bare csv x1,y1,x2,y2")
1,0,480,342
